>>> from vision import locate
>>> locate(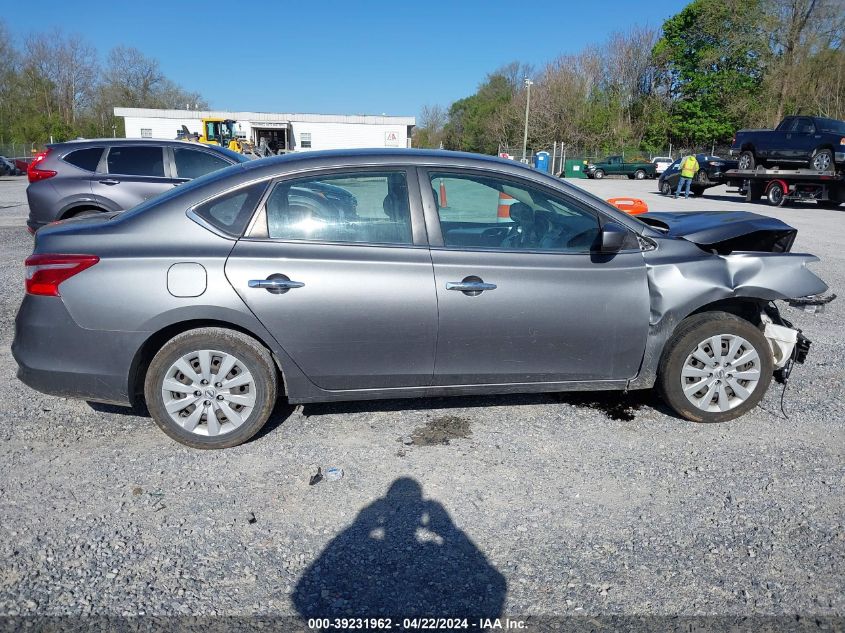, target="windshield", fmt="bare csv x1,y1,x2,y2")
817,118,845,134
